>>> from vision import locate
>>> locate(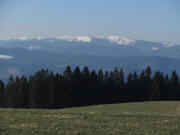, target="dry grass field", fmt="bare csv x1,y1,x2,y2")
1,101,180,135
